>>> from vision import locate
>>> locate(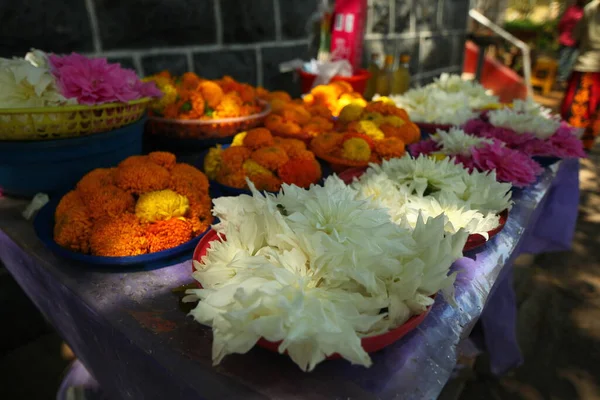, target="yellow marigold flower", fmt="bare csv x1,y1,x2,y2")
203,145,223,180
431,152,447,161
338,103,365,123
356,120,385,140
135,189,190,223
242,159,272,177
361,112,385,125
231,132,247,147
382,115,406,127
341,138,372,161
